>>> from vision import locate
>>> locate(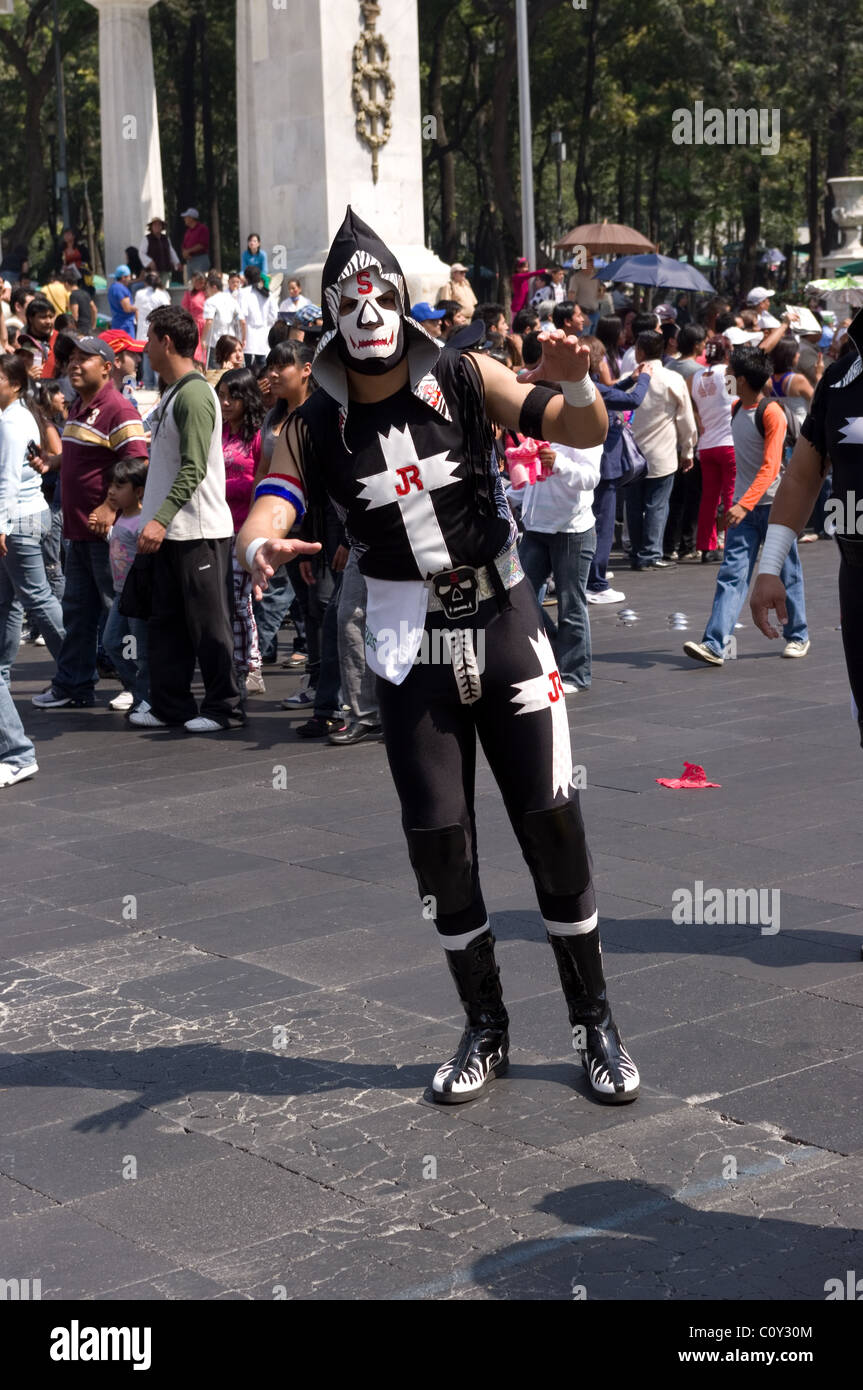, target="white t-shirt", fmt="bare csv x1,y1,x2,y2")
203,290,242,345
691,365,736,451
277,292,310,318
134,285,170,341
239,286,276,355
